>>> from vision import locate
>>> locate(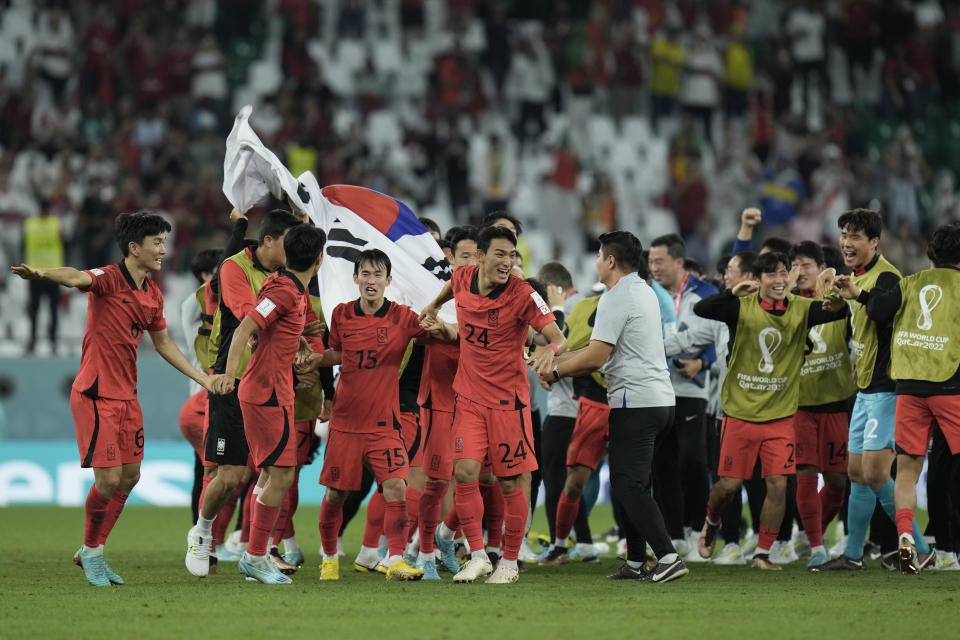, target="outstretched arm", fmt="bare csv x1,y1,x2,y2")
10,264,92,289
